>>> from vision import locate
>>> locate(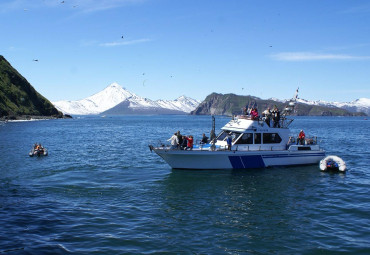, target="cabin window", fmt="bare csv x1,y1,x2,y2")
254,133,261,144
263,133,282,144
216,131,227,141
235,133,253,144
231,132,242,142
217,131,242,142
